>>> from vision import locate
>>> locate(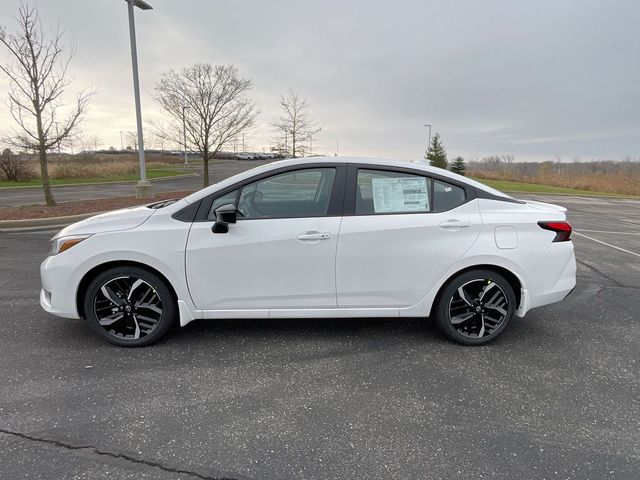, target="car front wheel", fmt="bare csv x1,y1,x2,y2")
83,266,177,347
434,269,516,345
